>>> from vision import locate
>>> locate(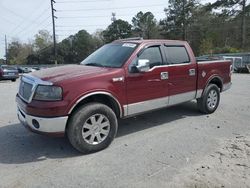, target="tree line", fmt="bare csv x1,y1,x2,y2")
3,0,250,65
